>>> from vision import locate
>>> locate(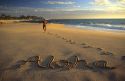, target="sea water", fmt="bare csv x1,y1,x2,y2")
49,19,125,31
